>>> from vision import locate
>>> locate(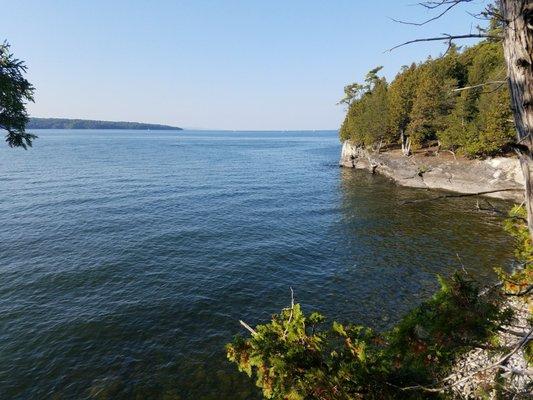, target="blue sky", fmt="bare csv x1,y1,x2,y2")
3,0,489,130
